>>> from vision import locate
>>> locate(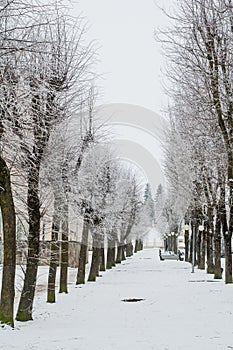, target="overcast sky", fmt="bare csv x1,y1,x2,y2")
73,0,174,115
